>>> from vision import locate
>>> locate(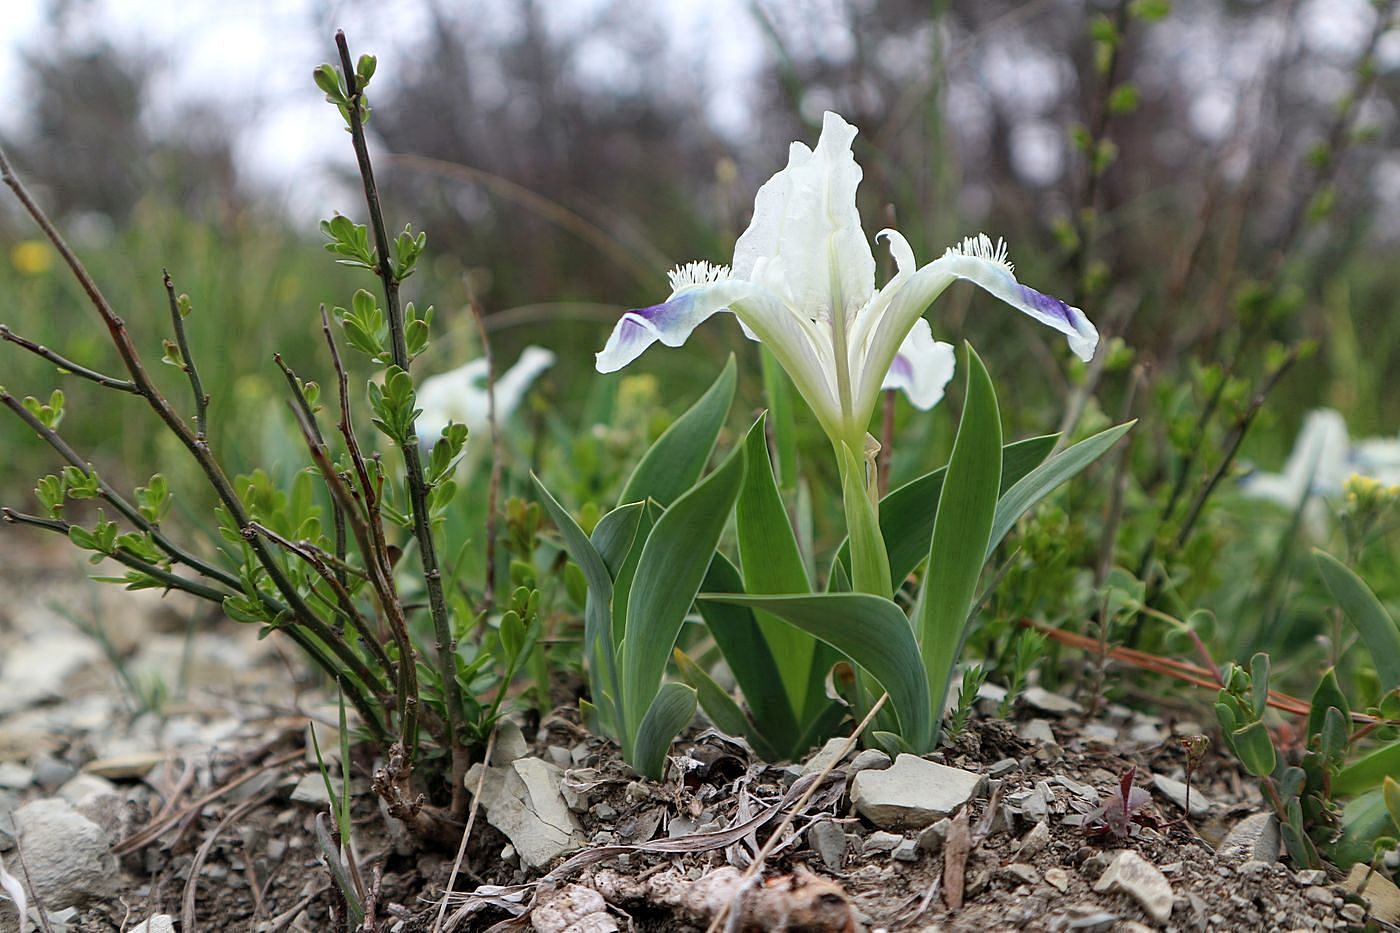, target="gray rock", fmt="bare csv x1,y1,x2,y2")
892,838,920,862
988,757,1019,778
1001,863,1041,885
0,636,101,716
1093,849,1174,924
1295,869,1328,886
464,757,584,870
916,817,949,854
807,821,846,870
290,773,341,806
801,737,851,776
1151,773,1210,817
12,798,116,909
1018,718,1058,747
1128,721,1165,745
0,791,16,852
30,757,74,792
1217,812,1281,864
1016,818,1051,859
864,830,903,853
0,765,30,791
1044,867,1071,892
128,916,176,933
848,749,891,774
491,720,530,765
850,754,984,830
1022,686,1084,715
56,773,116,806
